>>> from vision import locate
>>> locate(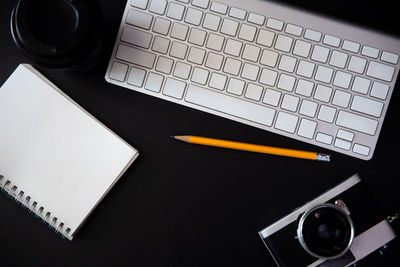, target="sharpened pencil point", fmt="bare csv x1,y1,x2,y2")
171,135,189,142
